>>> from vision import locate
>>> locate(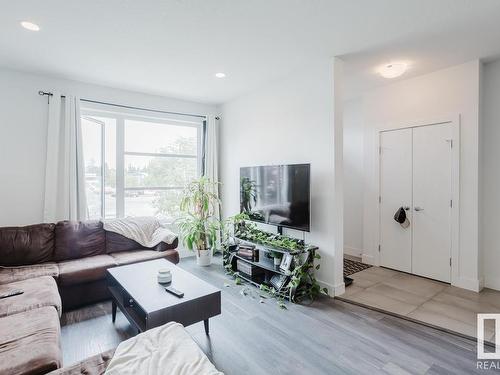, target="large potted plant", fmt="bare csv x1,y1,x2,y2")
178,177,220,266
